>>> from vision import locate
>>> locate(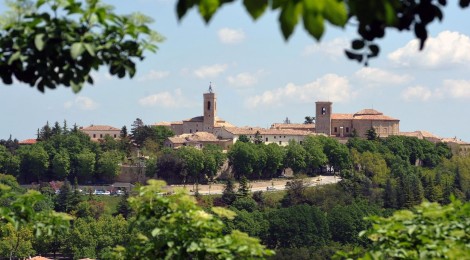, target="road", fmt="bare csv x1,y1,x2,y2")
170,175,341,196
